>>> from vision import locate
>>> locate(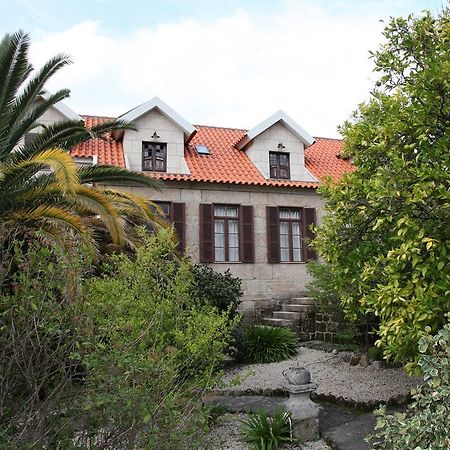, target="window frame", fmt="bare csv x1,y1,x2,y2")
142,141,167,172
269,151,290,180
278,207,303,262
213,204,241,263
